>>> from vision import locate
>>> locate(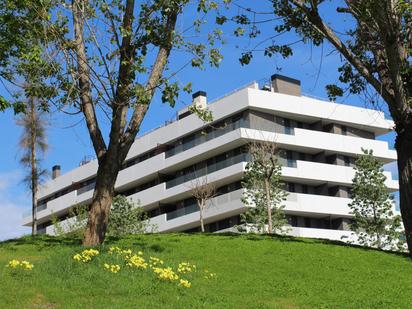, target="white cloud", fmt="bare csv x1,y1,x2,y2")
0,202,31,241
0,170,21,191
0,170,31,241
